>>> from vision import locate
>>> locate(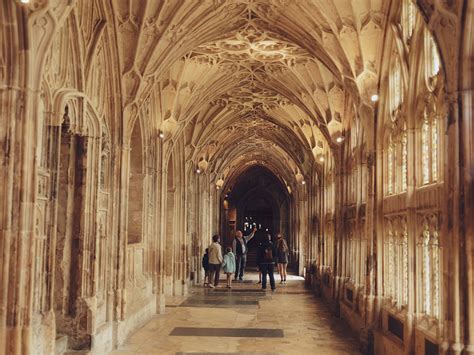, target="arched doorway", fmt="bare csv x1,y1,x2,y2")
221,166,292,269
